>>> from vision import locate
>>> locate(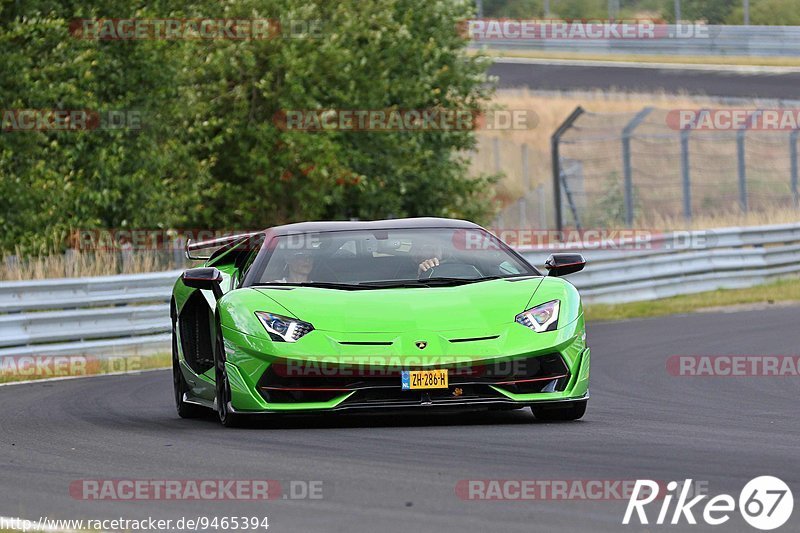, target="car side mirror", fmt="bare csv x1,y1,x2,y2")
545,253,586,277
182,267,224,299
